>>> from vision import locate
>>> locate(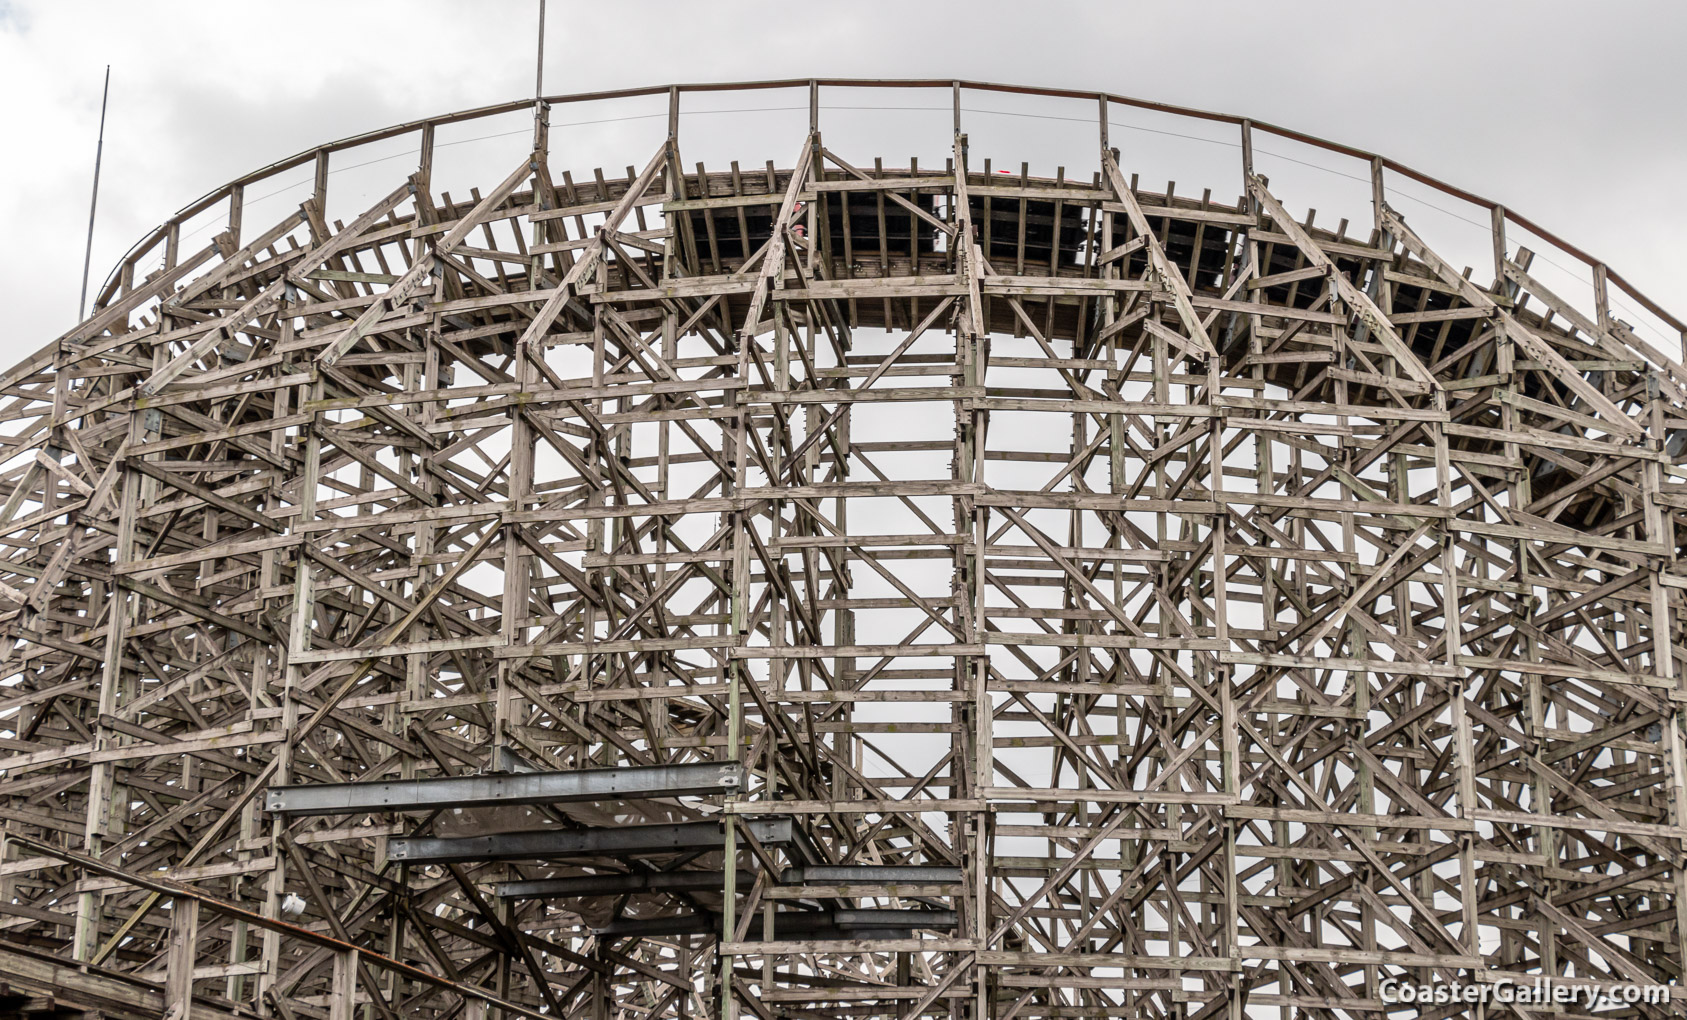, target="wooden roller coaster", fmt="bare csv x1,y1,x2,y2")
1,78,1685,1019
